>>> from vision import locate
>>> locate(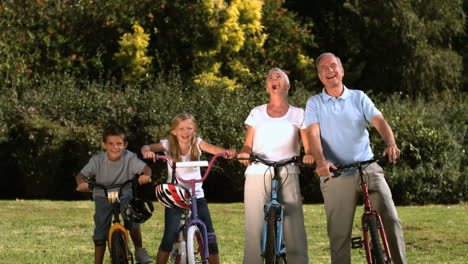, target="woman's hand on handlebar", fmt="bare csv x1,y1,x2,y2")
237,152,251,166
315,160,336,181
224,148,238,159
302,154,315,165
